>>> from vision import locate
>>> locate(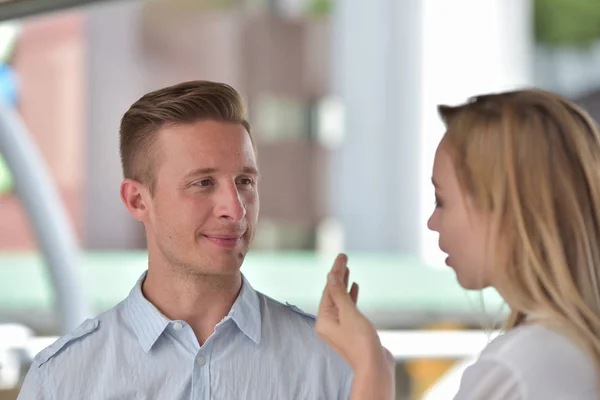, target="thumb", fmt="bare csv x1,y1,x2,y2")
315,274,356,345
